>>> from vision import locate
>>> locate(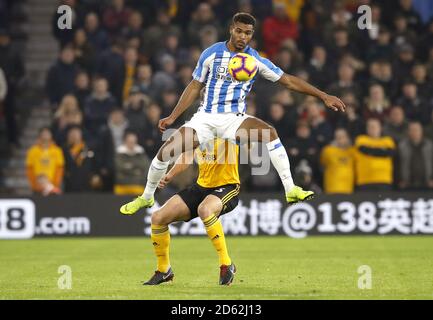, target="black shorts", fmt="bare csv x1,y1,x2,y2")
177,183,240,222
